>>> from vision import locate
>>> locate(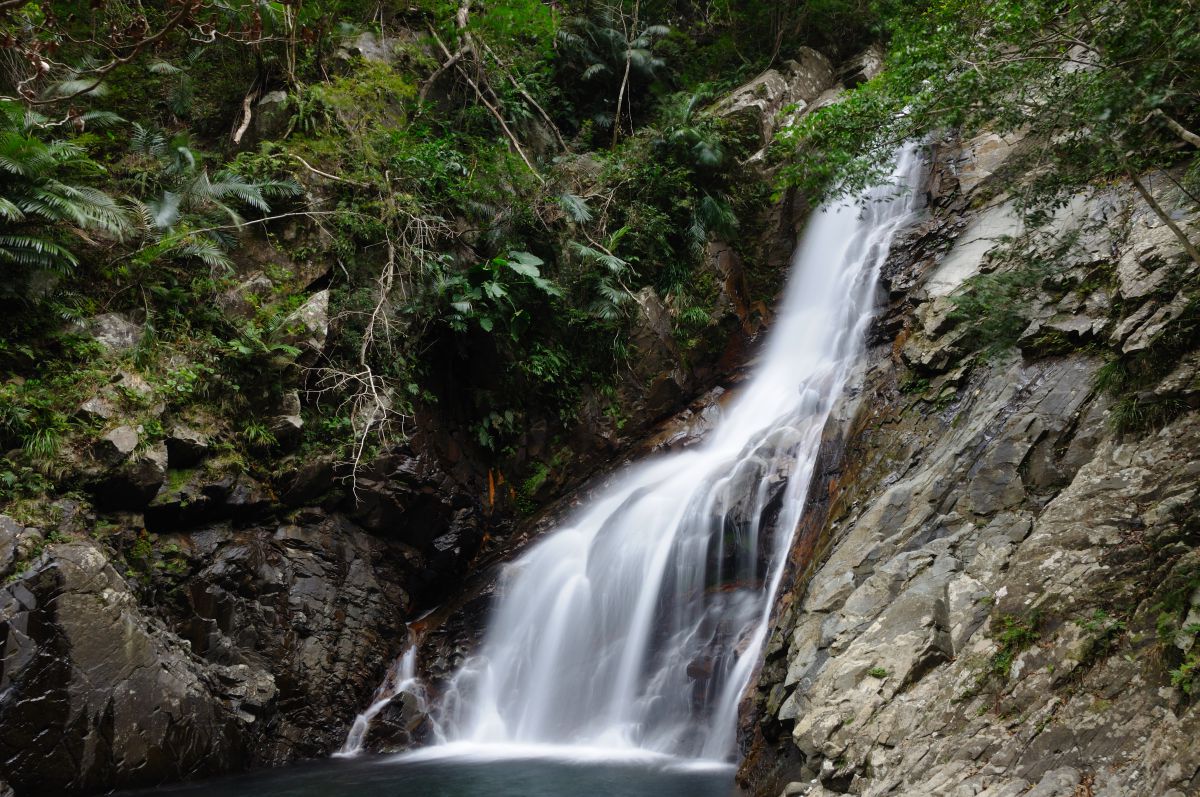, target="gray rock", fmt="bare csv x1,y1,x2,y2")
217,273,275,321
272,413,304,448
166,424,211,468
739,155,1200,797
252,91,291,144
839,44,884,88
77,395,116,421
71,313,143,352
0,515,18,579
716,48,836,148
343,31,397,64
1120,290,1190,353
279,289,329,366
13,527,42,562
93,425,139,466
